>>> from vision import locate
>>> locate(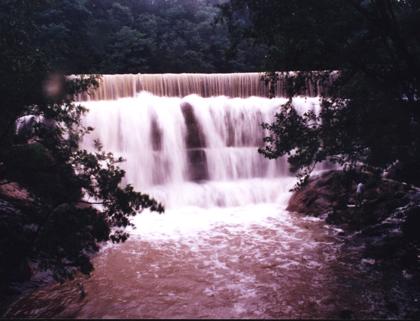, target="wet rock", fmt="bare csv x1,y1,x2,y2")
150,117,162,151
364,235,404,260
77,282,86,299
287,171,354,217
187,149,208,181
361,258,376,265
0,182,34,207
288,170,412,232
181,103,206,149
